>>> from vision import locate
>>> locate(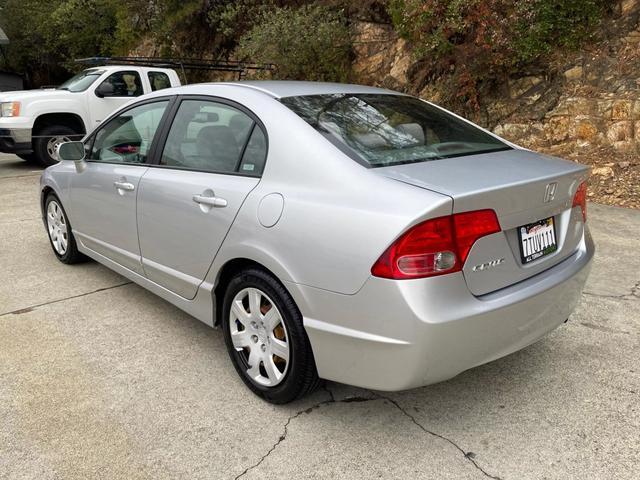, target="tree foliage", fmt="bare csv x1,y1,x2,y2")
235,4,351,81
0,0,611,91
0,0,118,84
388,0,609,110
0,0,324,85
